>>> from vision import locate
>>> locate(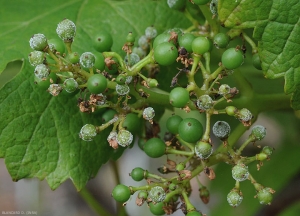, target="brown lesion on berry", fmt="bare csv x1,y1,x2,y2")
105,57,116,69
